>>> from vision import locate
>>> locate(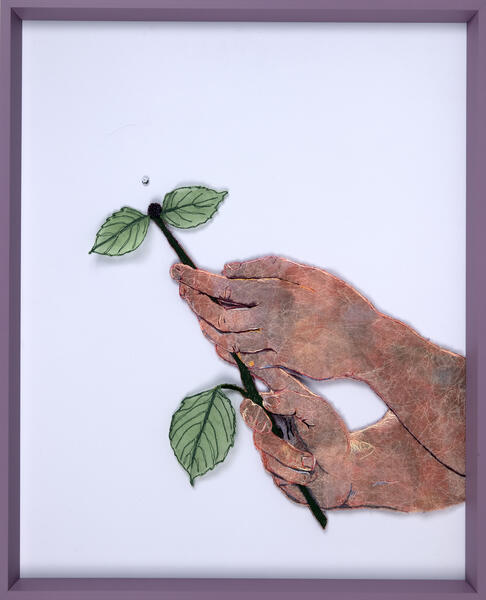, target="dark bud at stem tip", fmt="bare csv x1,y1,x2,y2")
148,203,162,219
